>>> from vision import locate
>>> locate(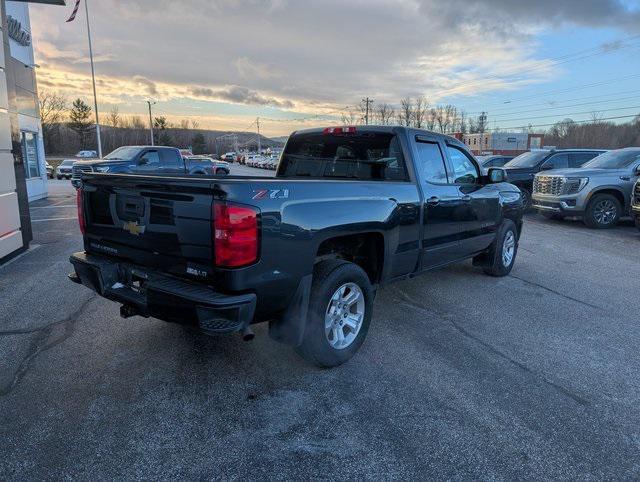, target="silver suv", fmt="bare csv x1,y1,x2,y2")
532,147,640,228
